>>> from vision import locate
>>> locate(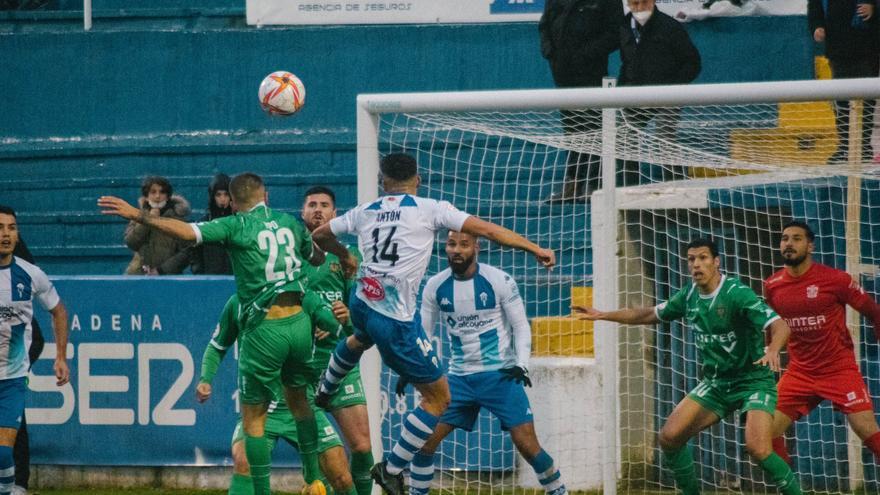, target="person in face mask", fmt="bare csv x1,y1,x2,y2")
617,0,701,186
189,173,234,274
123,175,192,275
